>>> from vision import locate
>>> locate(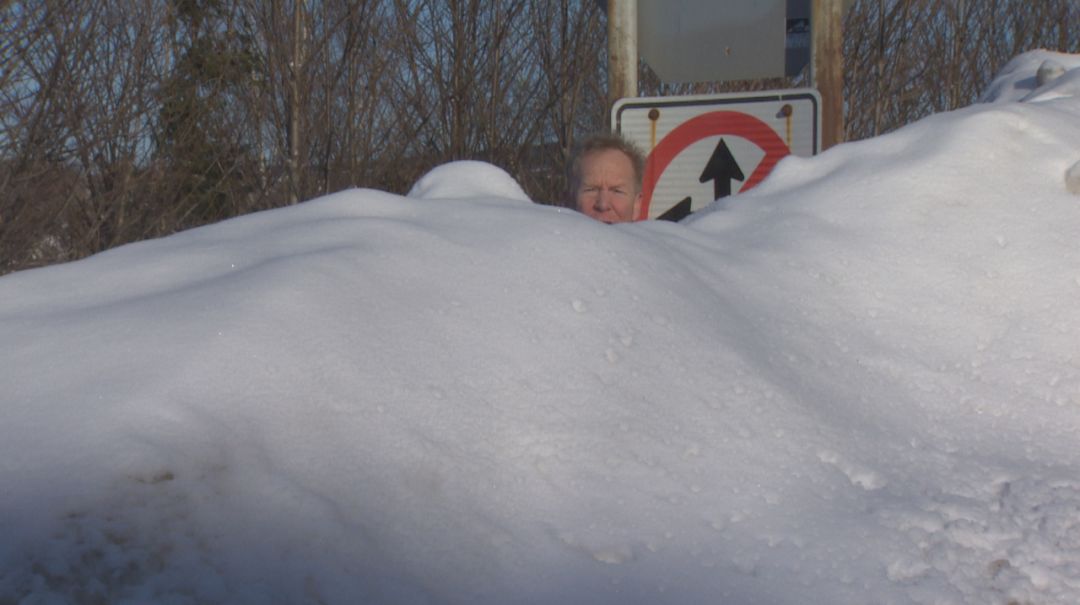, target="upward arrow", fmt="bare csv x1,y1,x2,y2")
699,138,744,200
